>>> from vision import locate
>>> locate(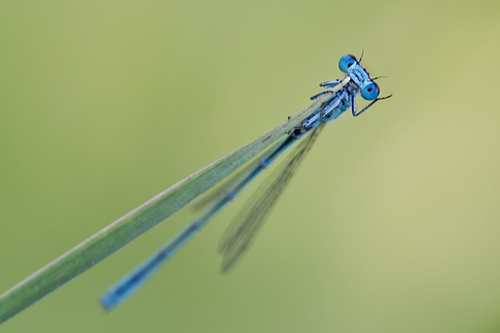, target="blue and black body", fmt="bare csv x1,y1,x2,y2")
101,54,391,310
